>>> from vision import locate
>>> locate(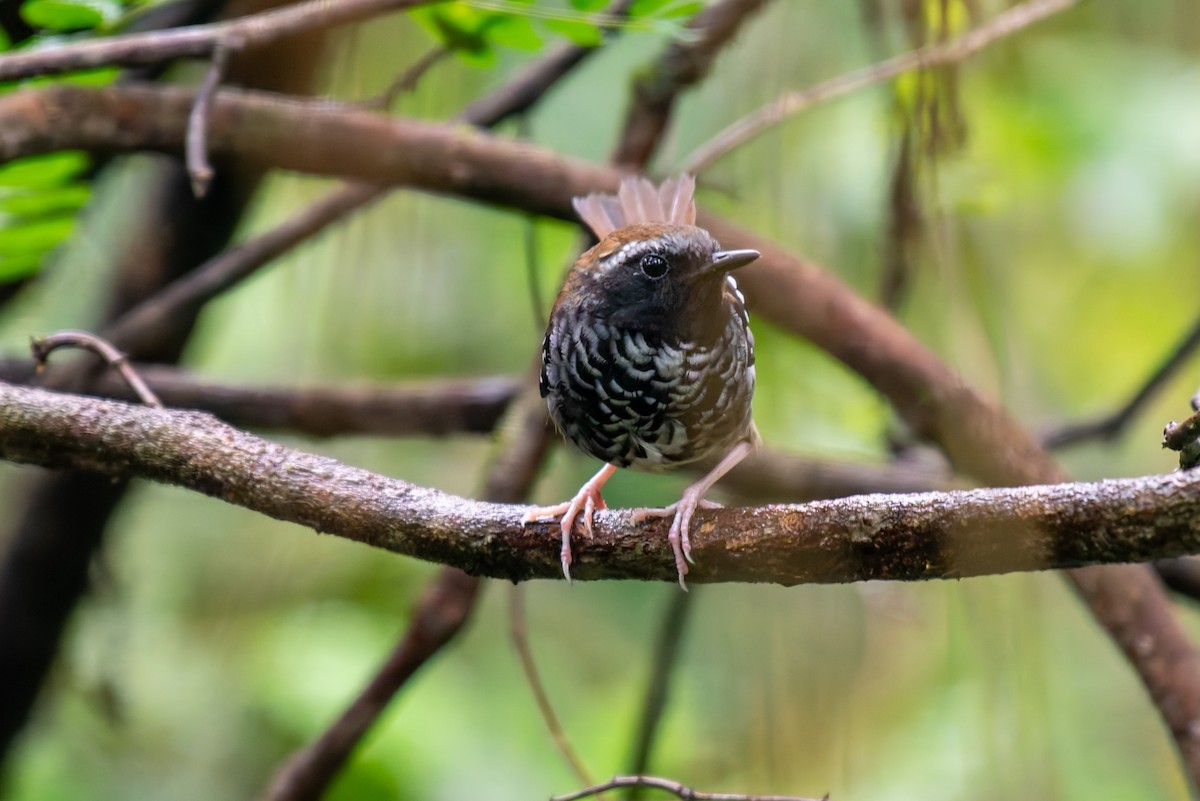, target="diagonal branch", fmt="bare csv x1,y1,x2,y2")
612,0,771,168
3,380,1200,586
680,0,1075,174
1045,313,1200,449
262,566,481,801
